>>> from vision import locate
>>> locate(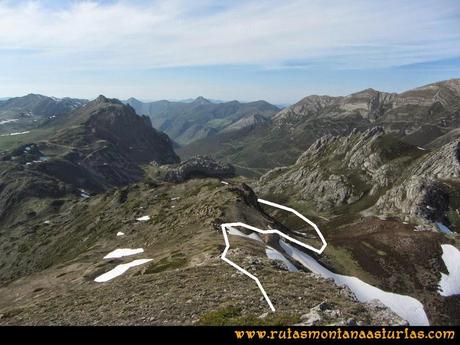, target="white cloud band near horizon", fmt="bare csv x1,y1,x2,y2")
1,0,459,71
